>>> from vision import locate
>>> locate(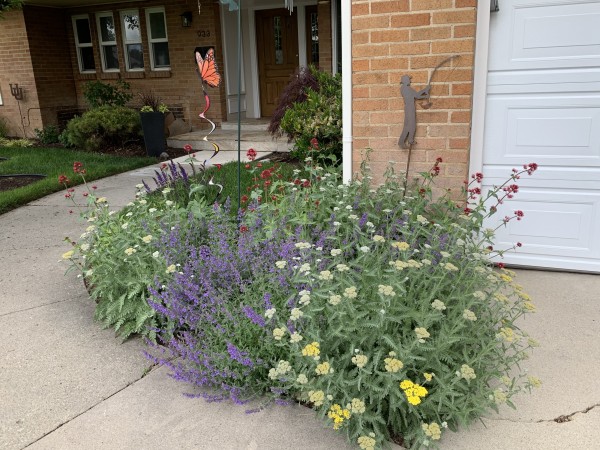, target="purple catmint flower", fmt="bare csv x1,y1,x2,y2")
241,305,266,328
226,342,254,367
